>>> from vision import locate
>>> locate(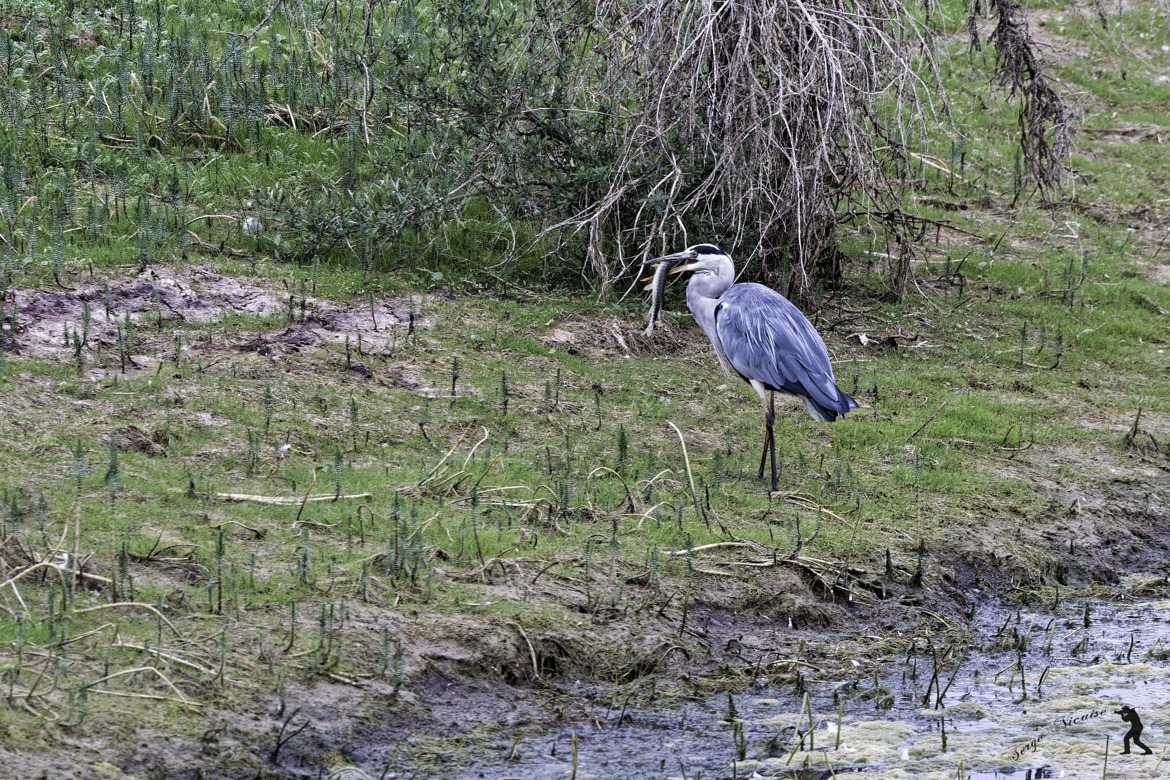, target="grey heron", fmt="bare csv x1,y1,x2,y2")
647,244,858,491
